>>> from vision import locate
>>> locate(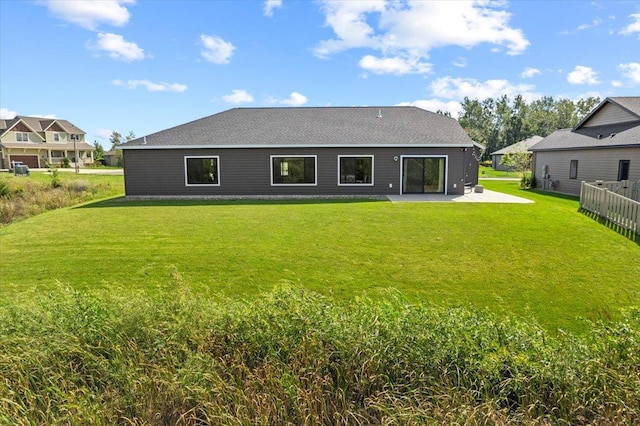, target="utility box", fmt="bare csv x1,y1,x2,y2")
474,185,484,193
14,165,30,176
